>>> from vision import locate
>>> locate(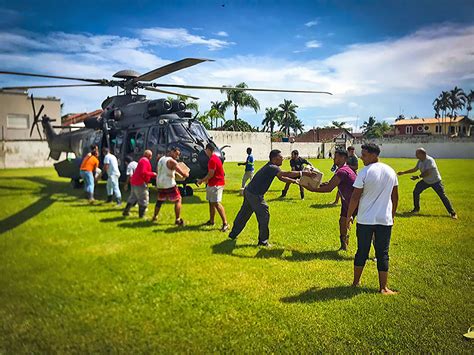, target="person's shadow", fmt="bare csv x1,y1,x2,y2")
211,239,353,262
281,285,375,303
